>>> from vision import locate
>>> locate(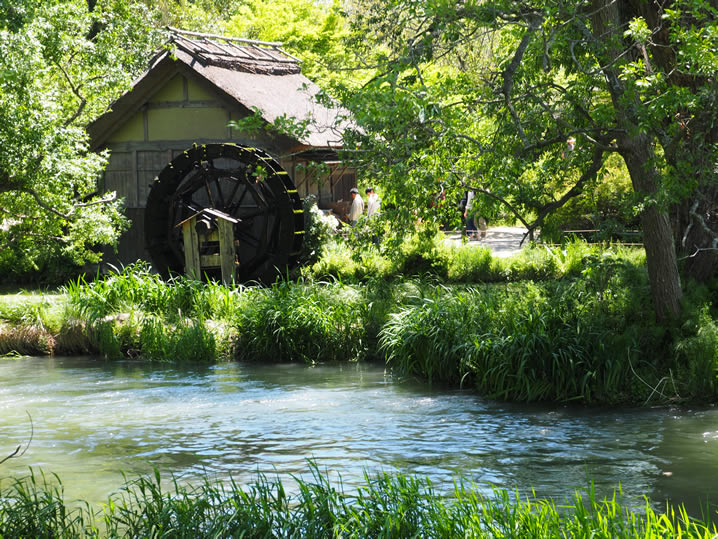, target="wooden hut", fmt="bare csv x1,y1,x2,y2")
89,28,355,265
